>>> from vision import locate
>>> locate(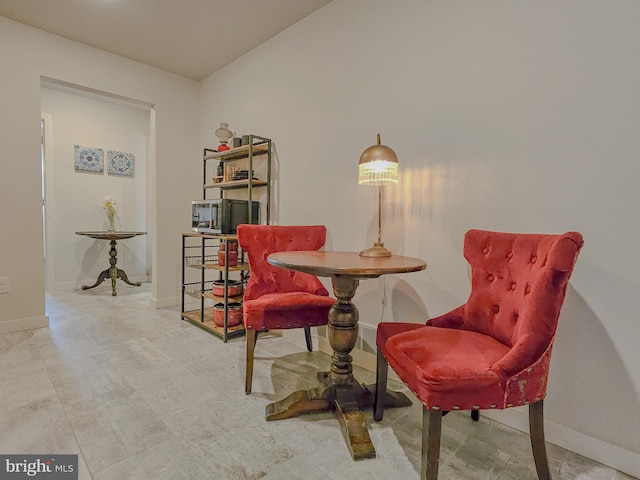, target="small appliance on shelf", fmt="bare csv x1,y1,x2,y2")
191,199,260,234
